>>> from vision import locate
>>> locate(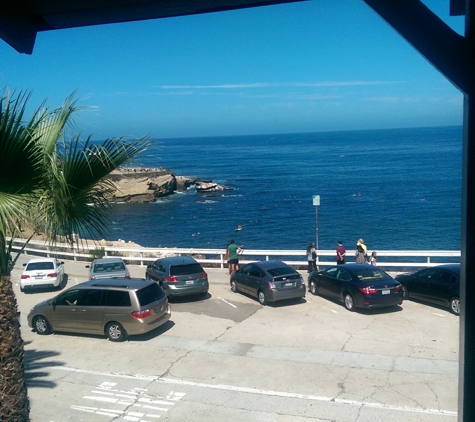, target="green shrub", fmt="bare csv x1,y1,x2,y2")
90,247,105,260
